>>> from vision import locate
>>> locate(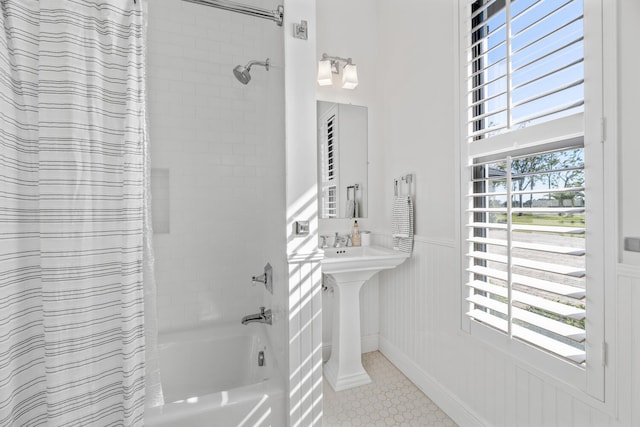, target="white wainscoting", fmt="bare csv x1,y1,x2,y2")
615,263,640,427
288,254,323,427
377,234,640,427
